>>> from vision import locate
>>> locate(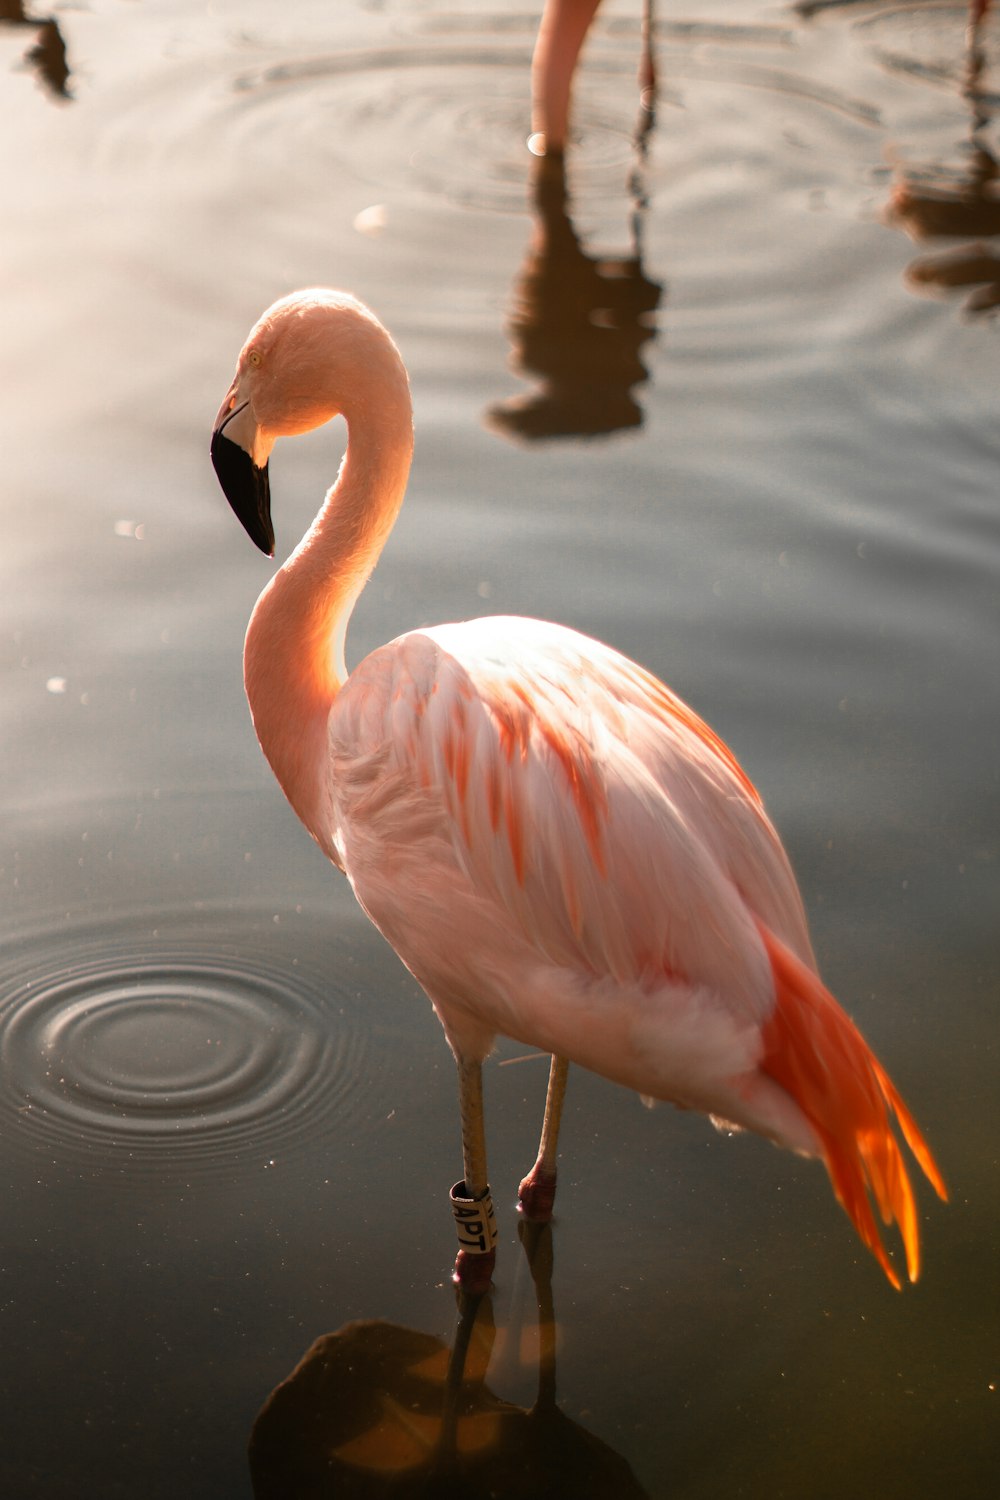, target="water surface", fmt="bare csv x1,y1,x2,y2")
1,1,997,1495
